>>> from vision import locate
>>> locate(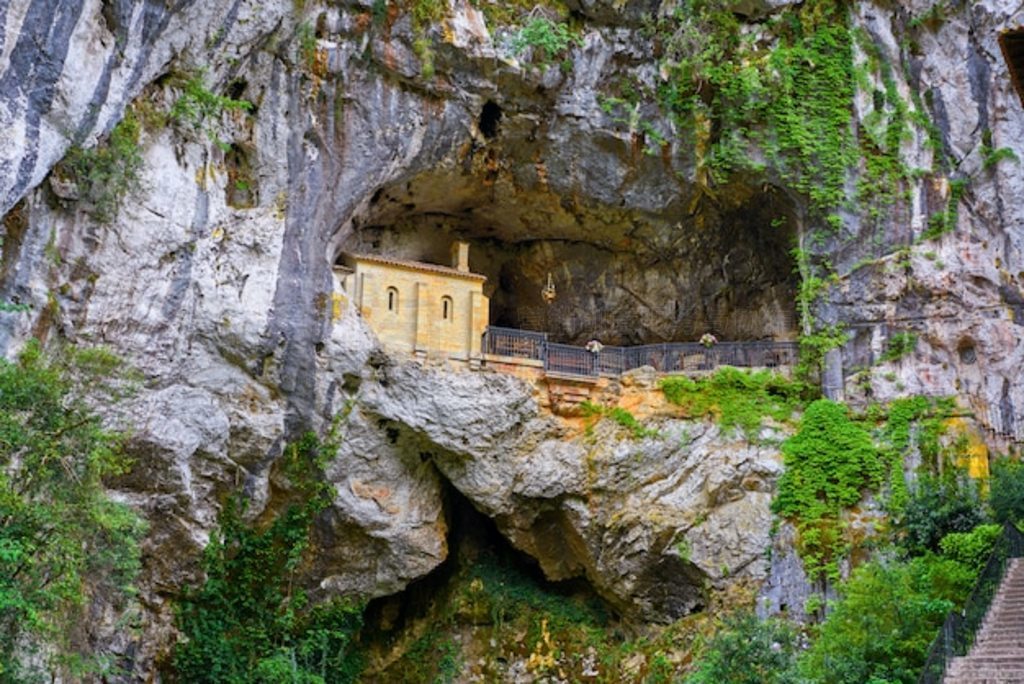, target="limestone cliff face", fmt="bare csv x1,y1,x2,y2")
1,0,1023,676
